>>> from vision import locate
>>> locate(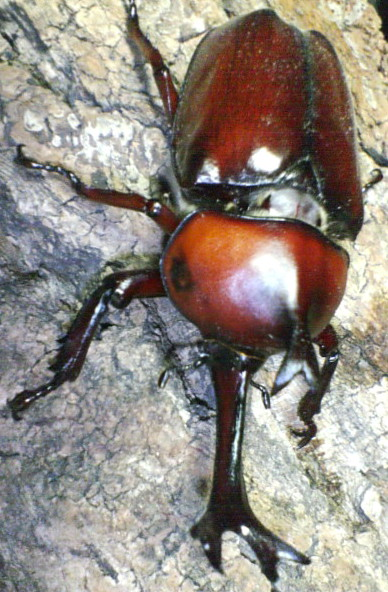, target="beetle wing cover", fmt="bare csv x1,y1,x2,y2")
173,10,362,239
173,10,308,186
308,31,362,238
